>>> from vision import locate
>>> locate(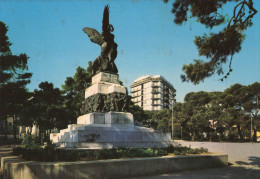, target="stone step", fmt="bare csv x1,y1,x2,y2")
72,141,172,149
67,124,85,130
0,149,13,175
60,128,71,135
1,156,23,175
